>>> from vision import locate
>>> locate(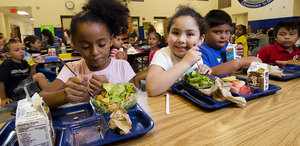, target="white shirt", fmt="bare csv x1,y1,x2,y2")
150,46,203,72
